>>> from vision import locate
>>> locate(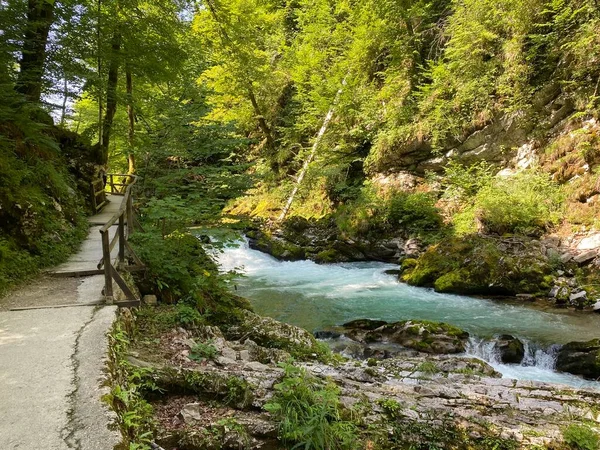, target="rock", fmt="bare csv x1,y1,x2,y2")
313,330,341,339
560,253,574,263
384,269,401,276
243,338,290,364
494,335,525,364
215,356,238,367
142,294,158,306
574,250,598,264
342,319,388,330
402,235,554,296
556,339,600,379
344,319,469,354
577,233,600,250
569,290,588,308
244,361,269,371
179,403,203,423
221,346,237,360
342,319,389,342
593,301,600,312
225,310,323,360
541,236,561,248
548,286,560,298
